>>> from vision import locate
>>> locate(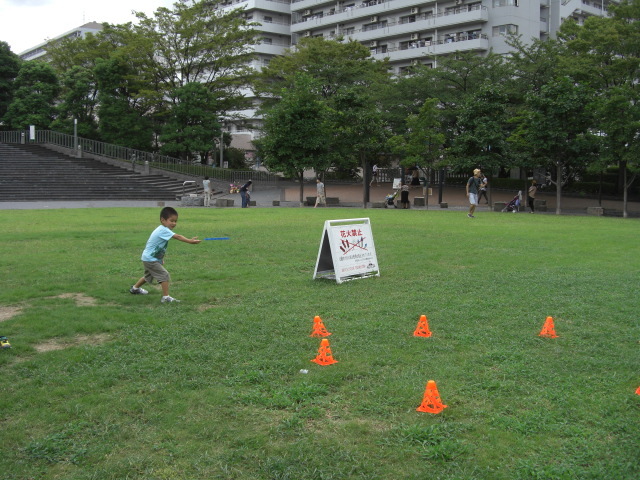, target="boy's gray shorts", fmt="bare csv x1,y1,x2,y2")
142,261,171,284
